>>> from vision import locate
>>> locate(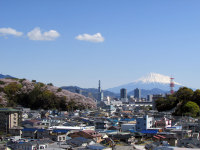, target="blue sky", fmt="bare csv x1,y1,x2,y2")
0,0,200,89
